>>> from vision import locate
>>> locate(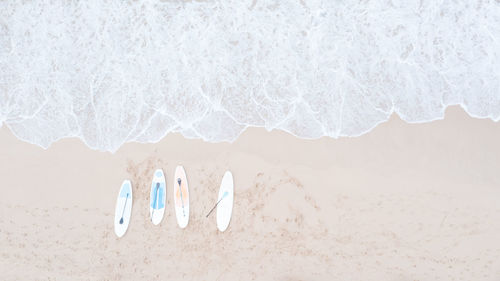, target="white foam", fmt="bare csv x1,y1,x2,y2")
1,1,499,152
